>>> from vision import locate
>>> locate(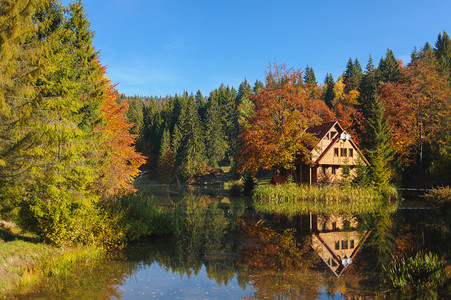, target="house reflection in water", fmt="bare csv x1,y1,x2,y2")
309,214,371,277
